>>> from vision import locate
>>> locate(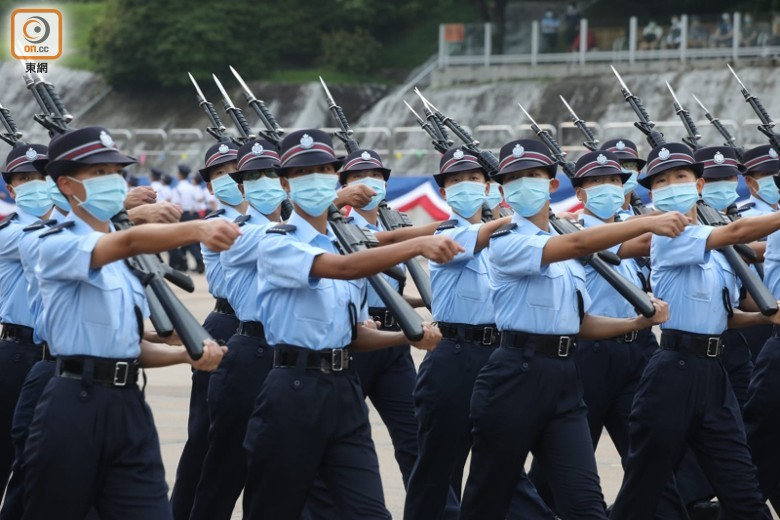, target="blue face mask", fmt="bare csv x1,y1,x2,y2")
485,182,503,208
701,180,738,211
46,176,70,212
583,183,625,220
288,173,338,217
445,181,486,218
503,177,551,217
244,177,287,215
652,181,699,213
352,177,386,211
622,170,639,195
72,173,128,222
756,175,780,205
211,174,244,206
13,179,53,217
